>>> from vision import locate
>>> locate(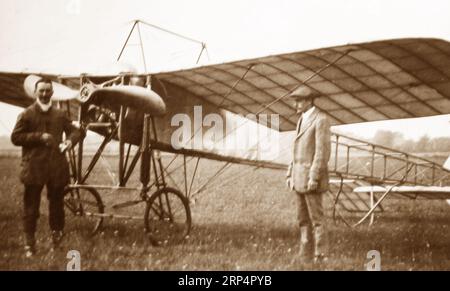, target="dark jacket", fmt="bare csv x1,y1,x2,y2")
287,108,331,193
11,103,83,186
